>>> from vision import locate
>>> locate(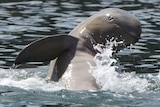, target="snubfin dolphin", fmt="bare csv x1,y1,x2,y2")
14,8,141,90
